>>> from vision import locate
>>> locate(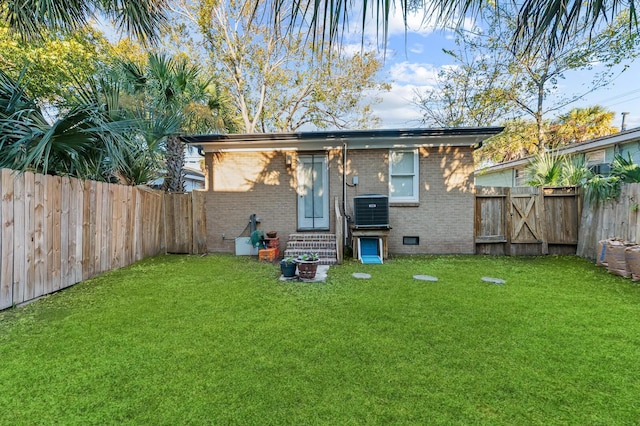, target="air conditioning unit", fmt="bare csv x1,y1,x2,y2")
589,163,611,175
354,195,389,228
